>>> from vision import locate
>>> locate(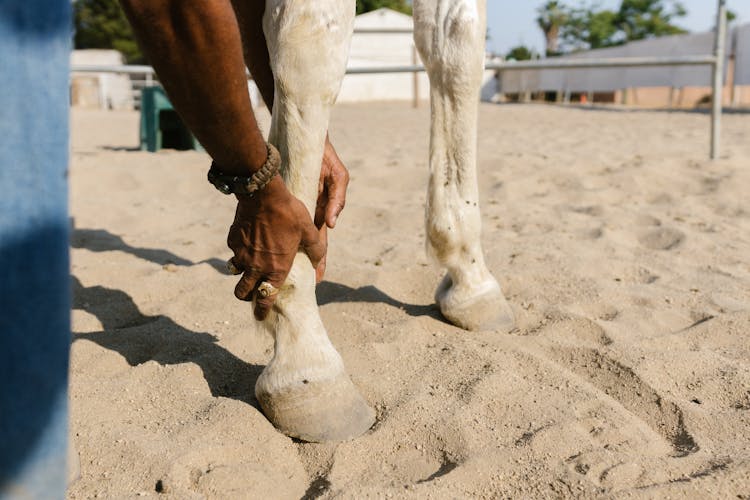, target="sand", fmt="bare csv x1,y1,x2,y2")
67,102,750,498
